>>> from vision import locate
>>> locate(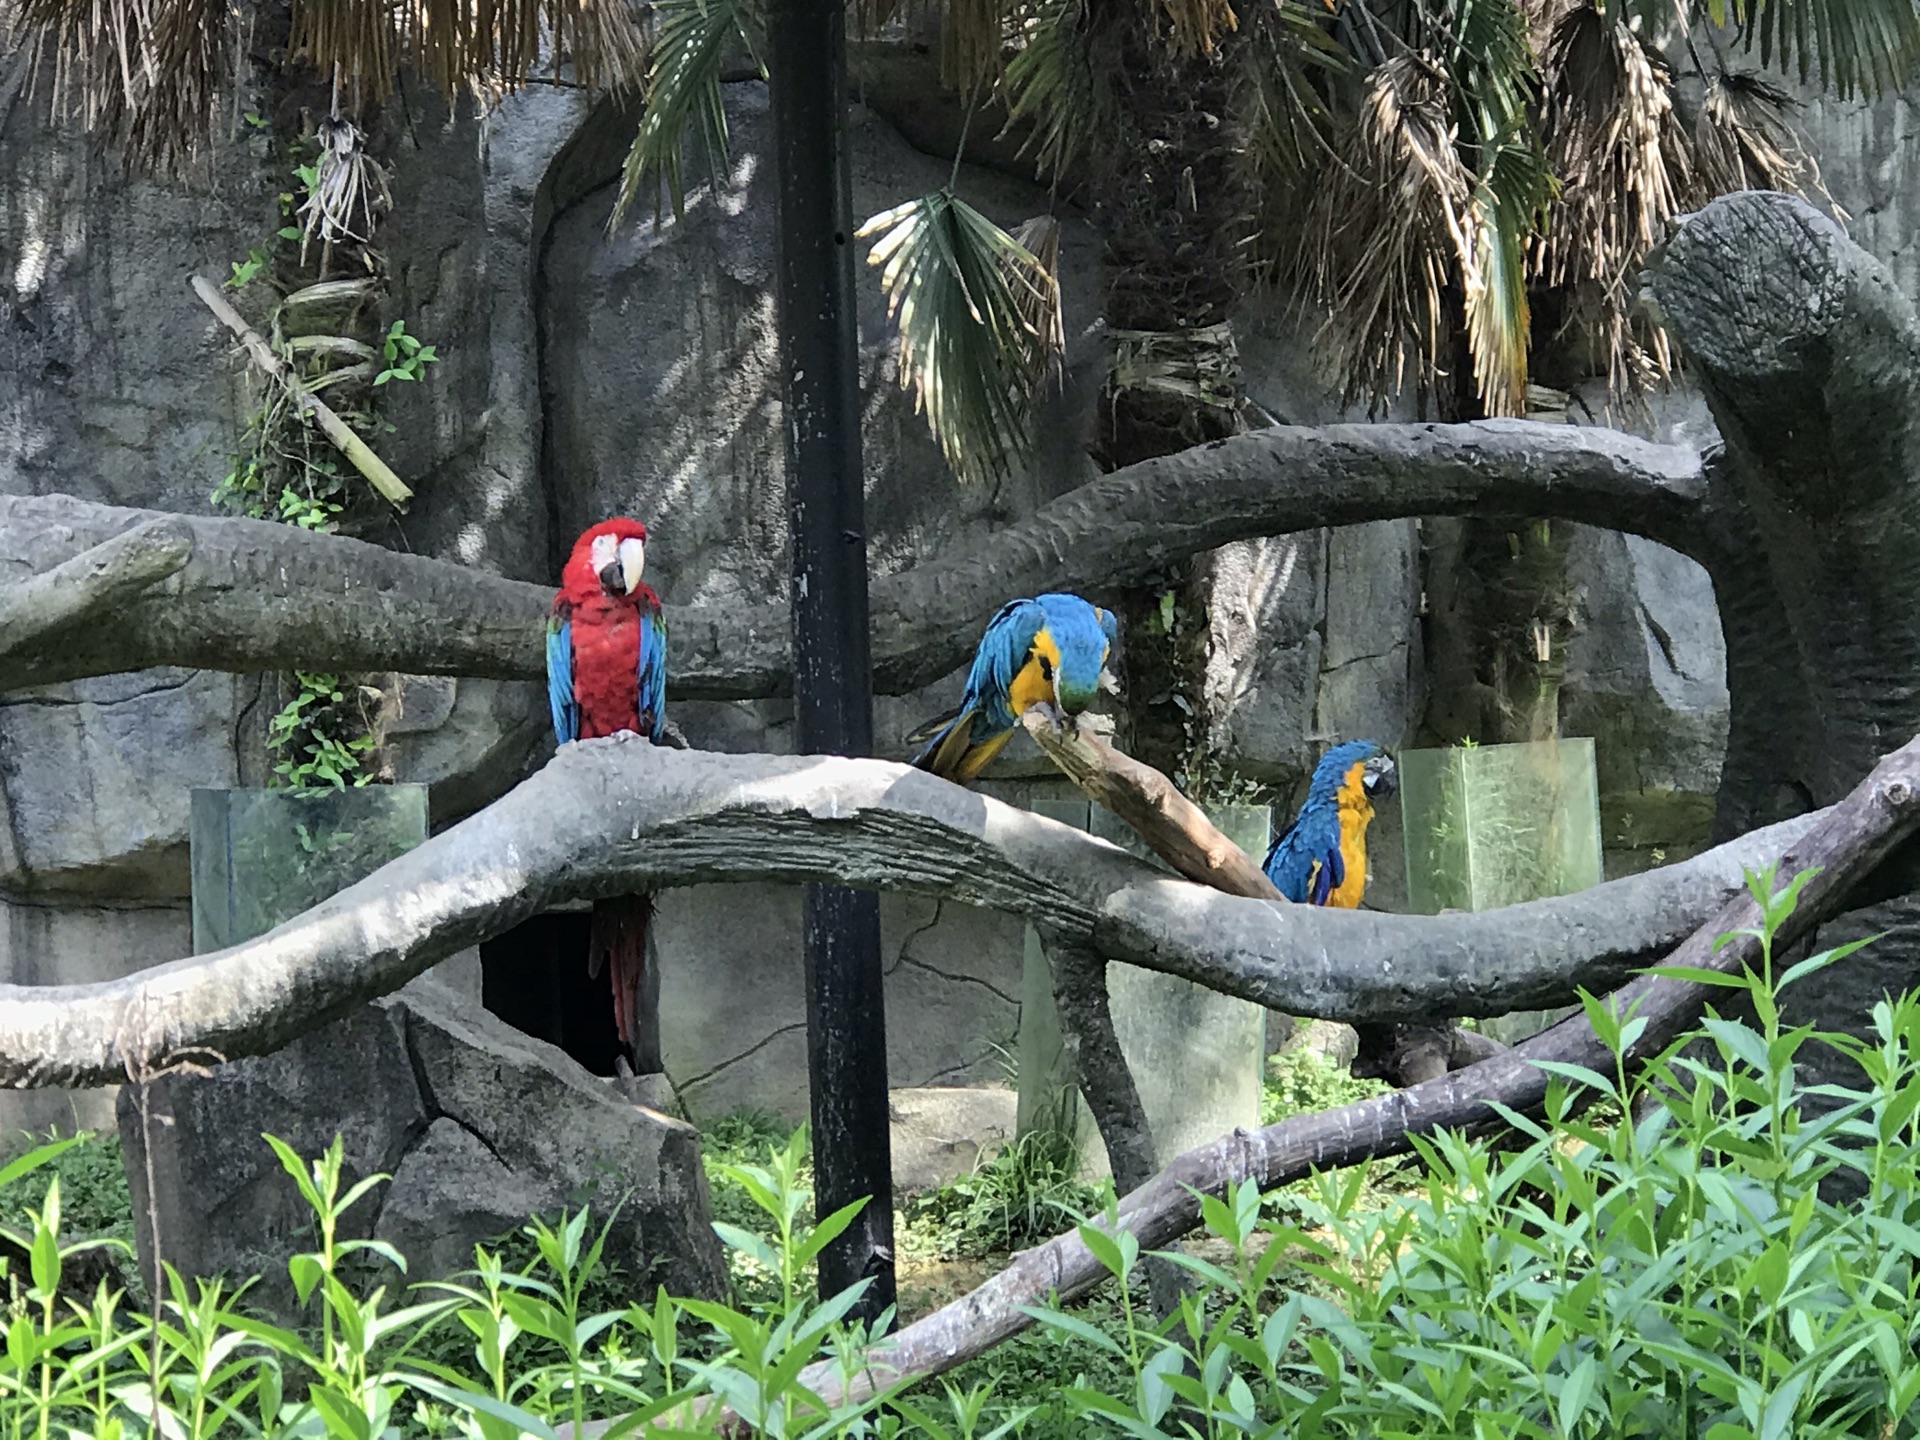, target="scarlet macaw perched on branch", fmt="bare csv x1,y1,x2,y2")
547,518,668,1074
908,593,1119,786
1265,740,1399,908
